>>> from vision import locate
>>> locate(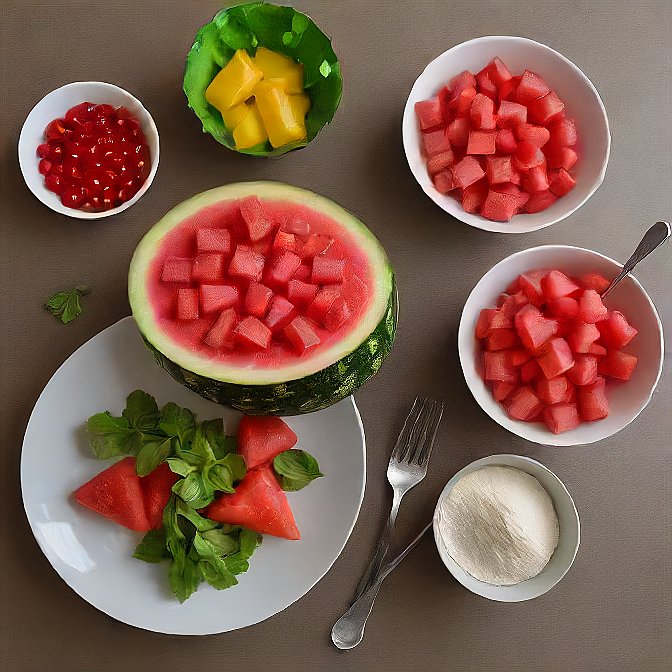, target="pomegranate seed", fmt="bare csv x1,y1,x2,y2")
38,159,52,175
45,173,65,195
45,119,67,141
37,143,50,158
61,186,88,209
